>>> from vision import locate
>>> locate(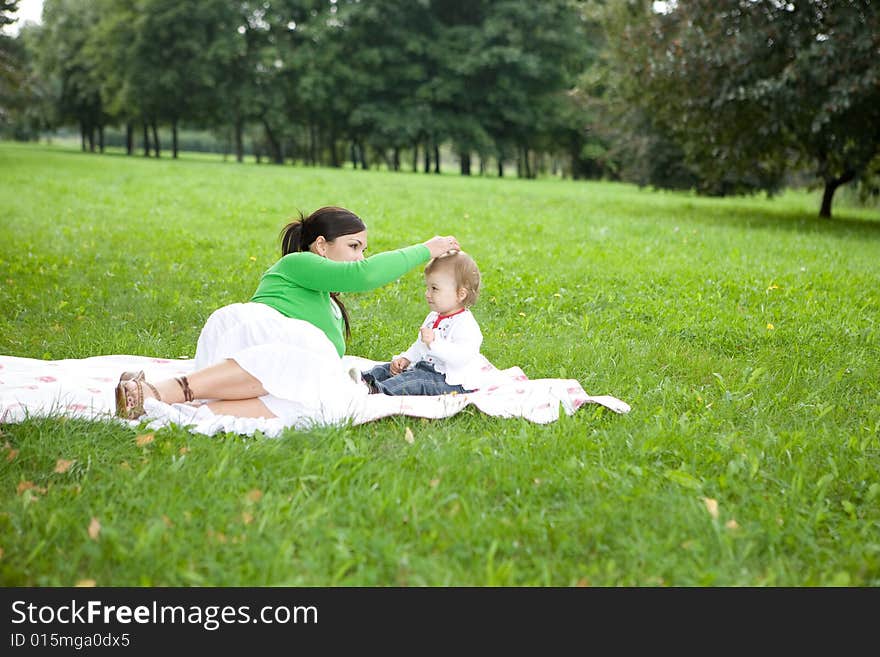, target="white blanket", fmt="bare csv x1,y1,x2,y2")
0,354,630,437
